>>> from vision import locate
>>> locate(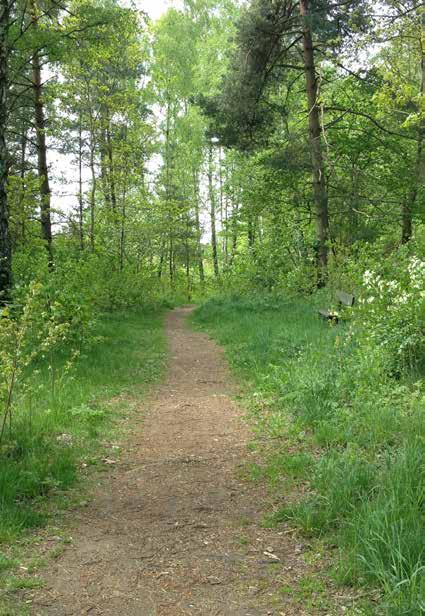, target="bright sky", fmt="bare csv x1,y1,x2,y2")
140,0,173,20
118,0,184,22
